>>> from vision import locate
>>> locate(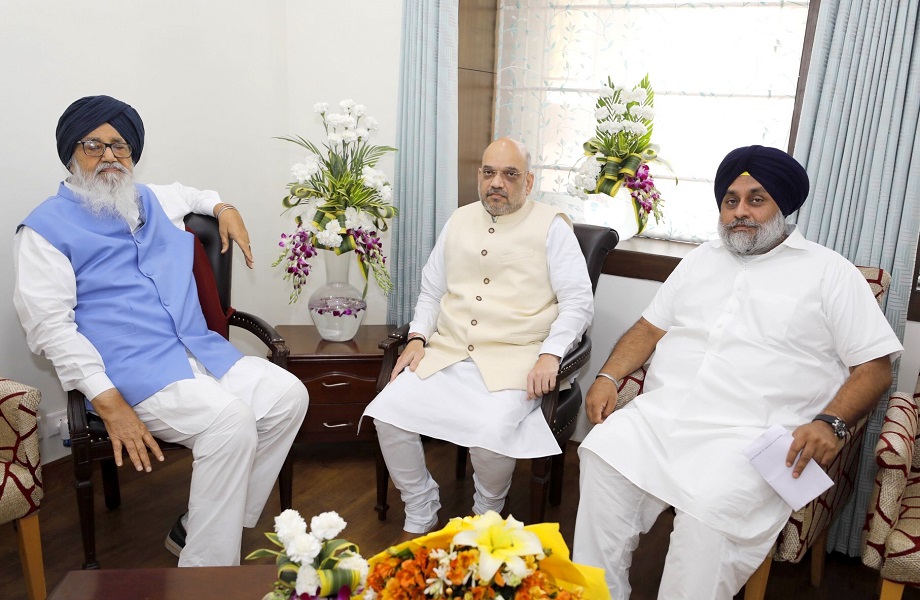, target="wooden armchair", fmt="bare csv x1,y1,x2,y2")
1,378,46,600
372,223,618,524
861,378,920,600
66,214,293,569
613,266,892,600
